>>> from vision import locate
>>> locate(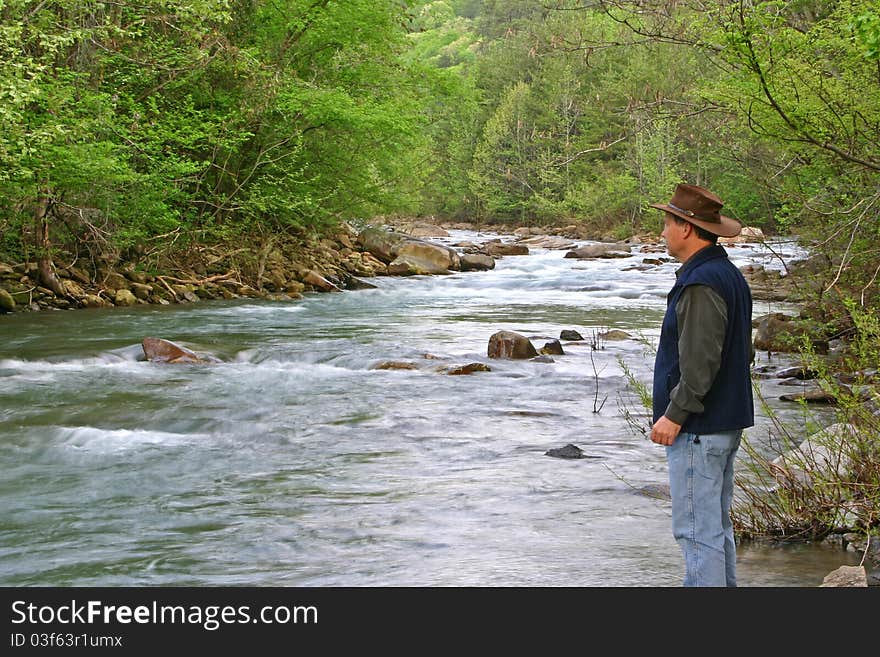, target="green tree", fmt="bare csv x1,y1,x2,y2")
0,0,230,285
